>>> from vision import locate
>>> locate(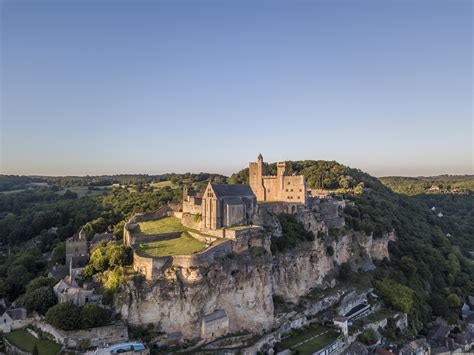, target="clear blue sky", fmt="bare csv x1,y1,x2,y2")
1,0,472,177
